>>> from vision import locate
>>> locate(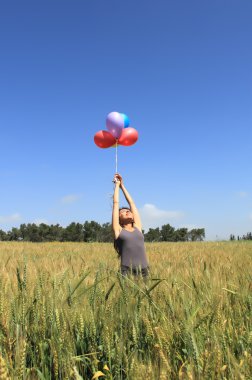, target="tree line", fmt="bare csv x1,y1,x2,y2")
230,232,252,241
0,222,205,242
